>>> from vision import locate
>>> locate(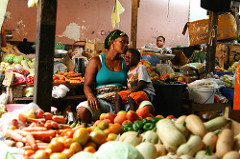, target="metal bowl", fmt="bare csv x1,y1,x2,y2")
54,49,67,58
